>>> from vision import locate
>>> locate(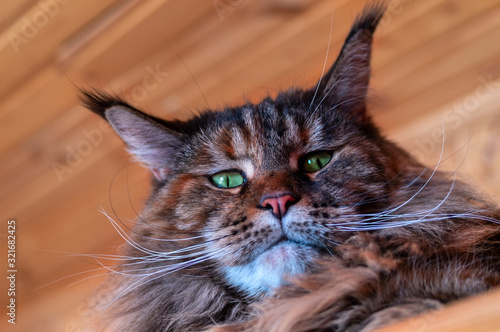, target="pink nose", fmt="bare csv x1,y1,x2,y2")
260,193,297,219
